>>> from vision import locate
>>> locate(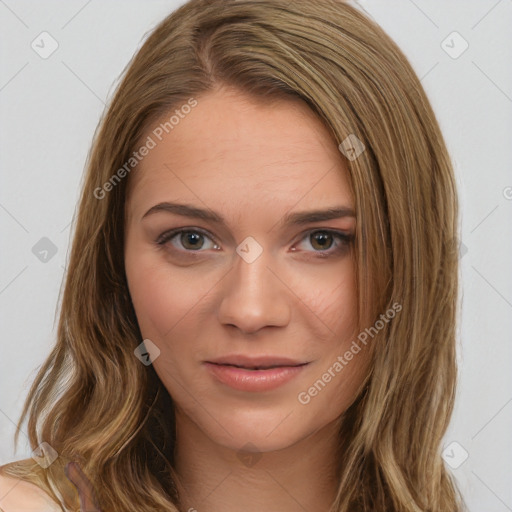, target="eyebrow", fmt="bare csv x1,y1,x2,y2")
142,202,356,227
